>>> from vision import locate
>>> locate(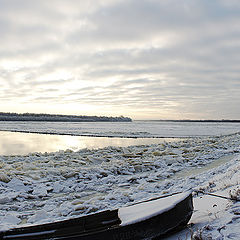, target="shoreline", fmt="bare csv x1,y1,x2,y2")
164,157,240,239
